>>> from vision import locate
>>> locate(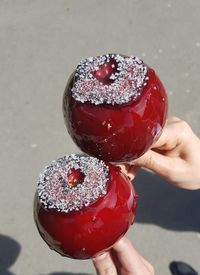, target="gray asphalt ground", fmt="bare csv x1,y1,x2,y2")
0,1,200,274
